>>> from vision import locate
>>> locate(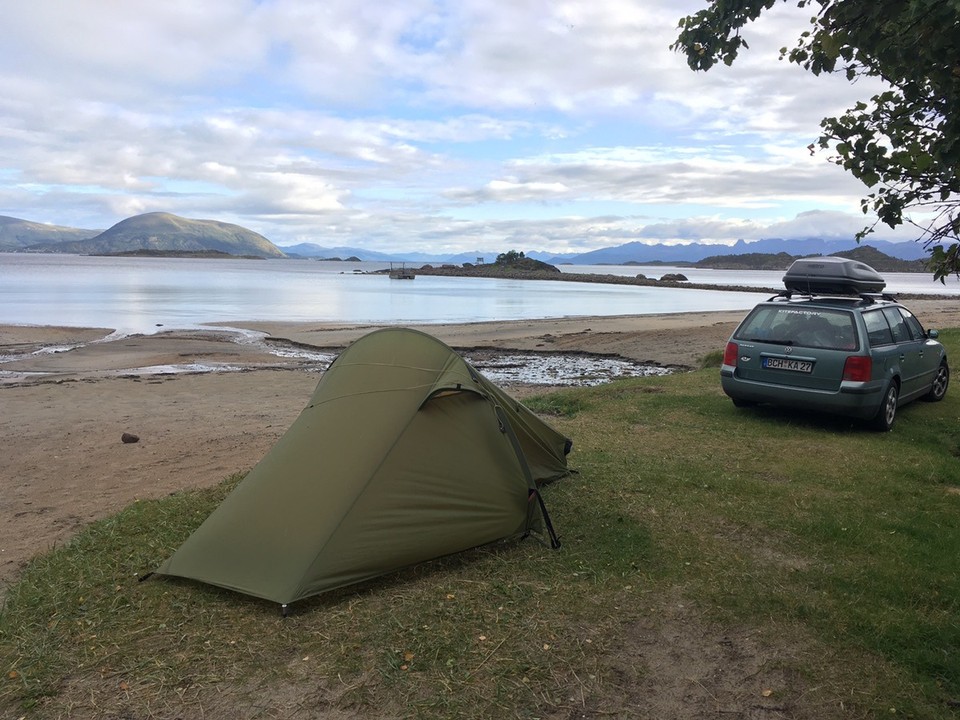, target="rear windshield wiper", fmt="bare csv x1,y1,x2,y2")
747,337,793,345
